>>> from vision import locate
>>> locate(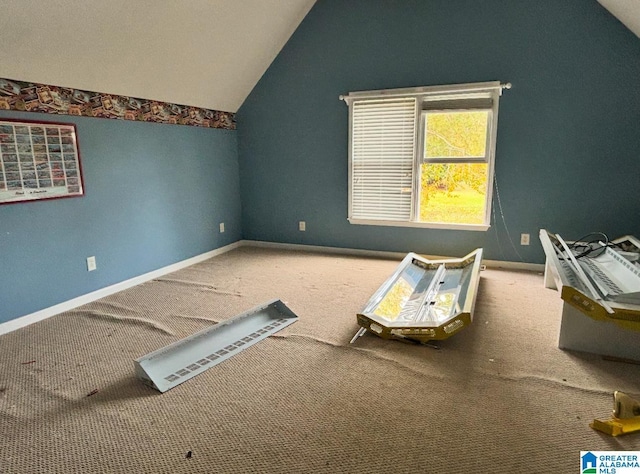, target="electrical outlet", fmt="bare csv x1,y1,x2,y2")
299,221,306,232
87,256,97,271
520,233,530,246
219,222,225,233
